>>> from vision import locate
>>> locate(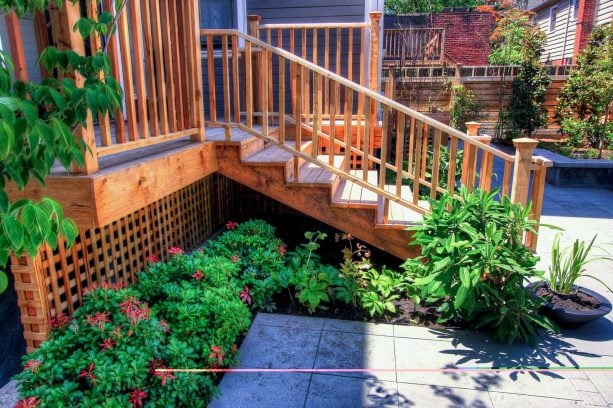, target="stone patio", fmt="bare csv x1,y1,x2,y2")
211,186,613,408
